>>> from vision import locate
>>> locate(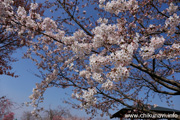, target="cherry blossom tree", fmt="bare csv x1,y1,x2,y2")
0,0,26,77
0,0,44,77
21,111,37,120
0,96,14,120
1,0,180,118
43,106,72,120
21,106,86,120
